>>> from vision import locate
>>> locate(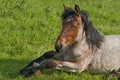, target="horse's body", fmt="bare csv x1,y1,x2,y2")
90,35,120,72
20,4,120,78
